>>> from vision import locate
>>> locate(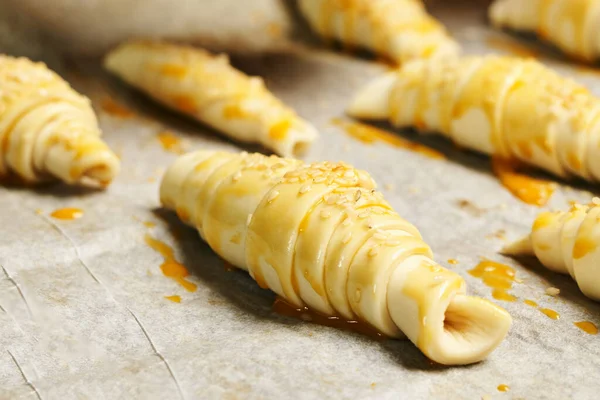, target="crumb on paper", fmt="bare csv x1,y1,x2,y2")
267,22,283,38
486,229,506,241
546,287,560,297
384,183,395,192
447,259,459,265
371,383,377,389
457,199,485,217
